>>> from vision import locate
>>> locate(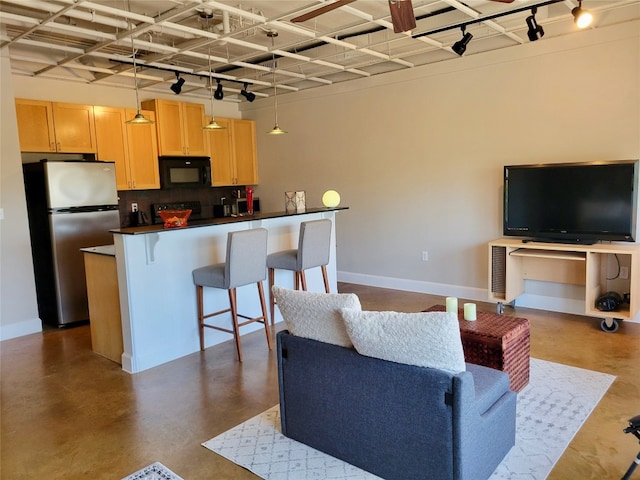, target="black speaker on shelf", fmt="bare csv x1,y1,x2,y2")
596,291,623,312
